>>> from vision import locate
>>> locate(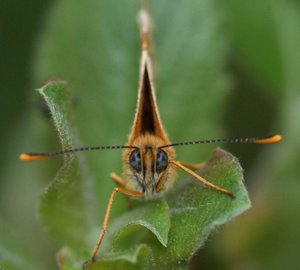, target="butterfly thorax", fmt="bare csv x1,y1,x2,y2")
122,133,176,199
